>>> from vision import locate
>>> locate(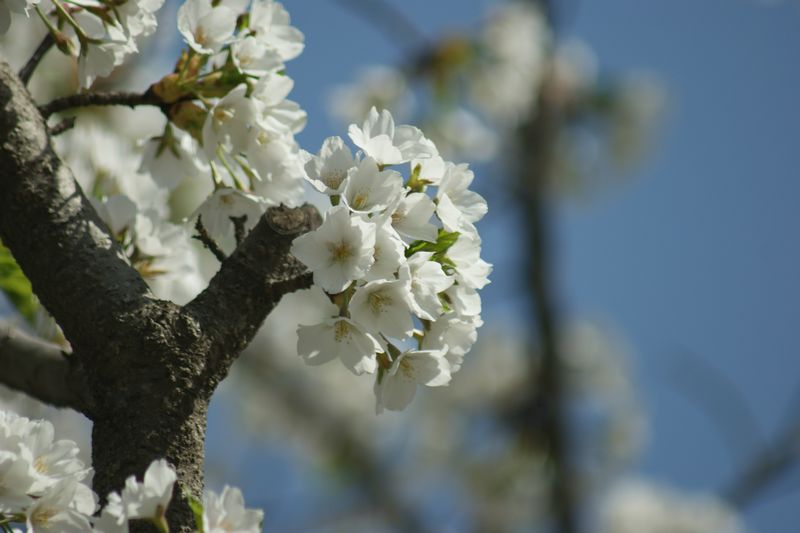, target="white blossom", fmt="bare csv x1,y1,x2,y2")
303,136,356,195
194,188,265,243
290,205,376,293
363,220,406,282
26,479,93,533
342,157,403,214
447,232,492,290
375,350,451,413
388,192,437,243
400,252,453,320
298,318,382,375
349,279,415,339
118,459,176,522
203,486,263,533
436,162,487,234
348,107,436,166
249,0,304,61
203,84,259,156
178,0,237,55
231,36,283,76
